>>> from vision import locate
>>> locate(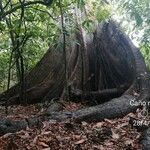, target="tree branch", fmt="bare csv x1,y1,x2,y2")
0,0,53,20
